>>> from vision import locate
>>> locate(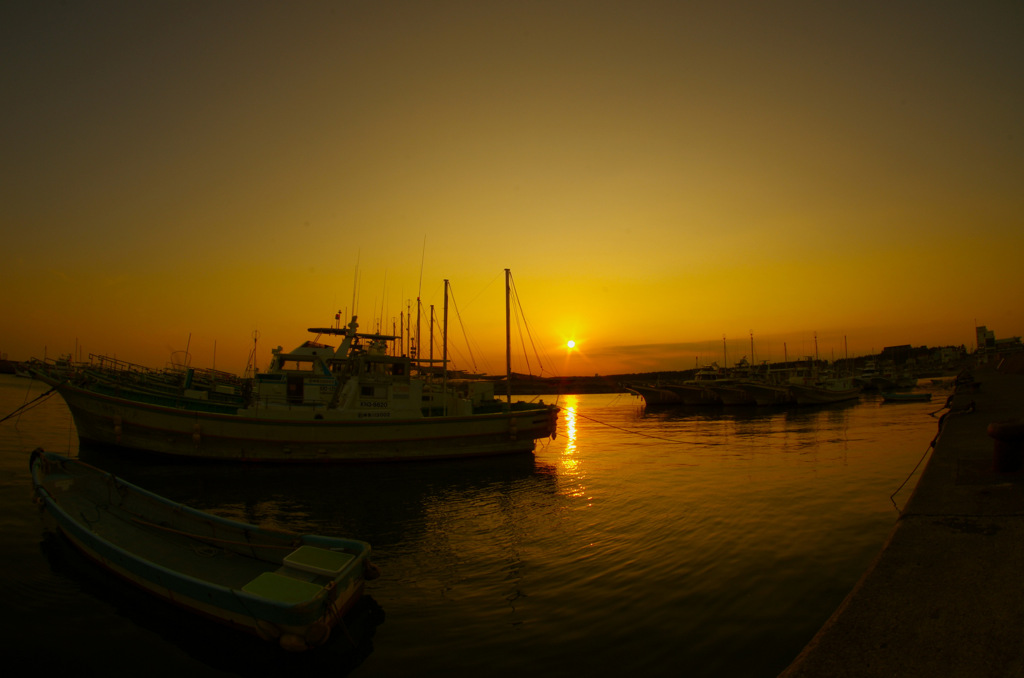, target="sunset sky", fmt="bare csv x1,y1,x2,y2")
3,1,1022,377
